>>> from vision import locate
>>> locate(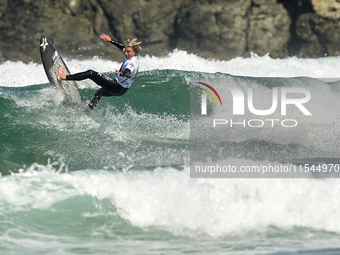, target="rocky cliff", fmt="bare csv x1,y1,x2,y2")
0,0,339,62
